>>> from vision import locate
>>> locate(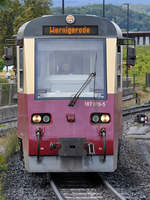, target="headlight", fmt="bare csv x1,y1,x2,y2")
31,113,51,124
100,114,111,123
91,114,100,123
43,115,50,123
32,115,42,123
91,113,111,124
